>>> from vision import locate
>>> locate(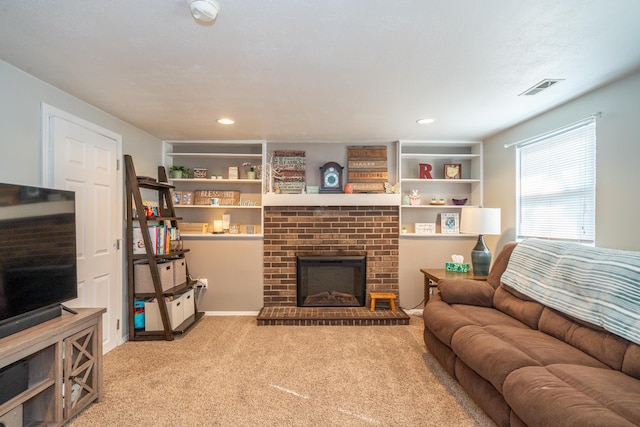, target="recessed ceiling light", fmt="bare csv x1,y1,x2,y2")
217,118,234,125
416,118,436,124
